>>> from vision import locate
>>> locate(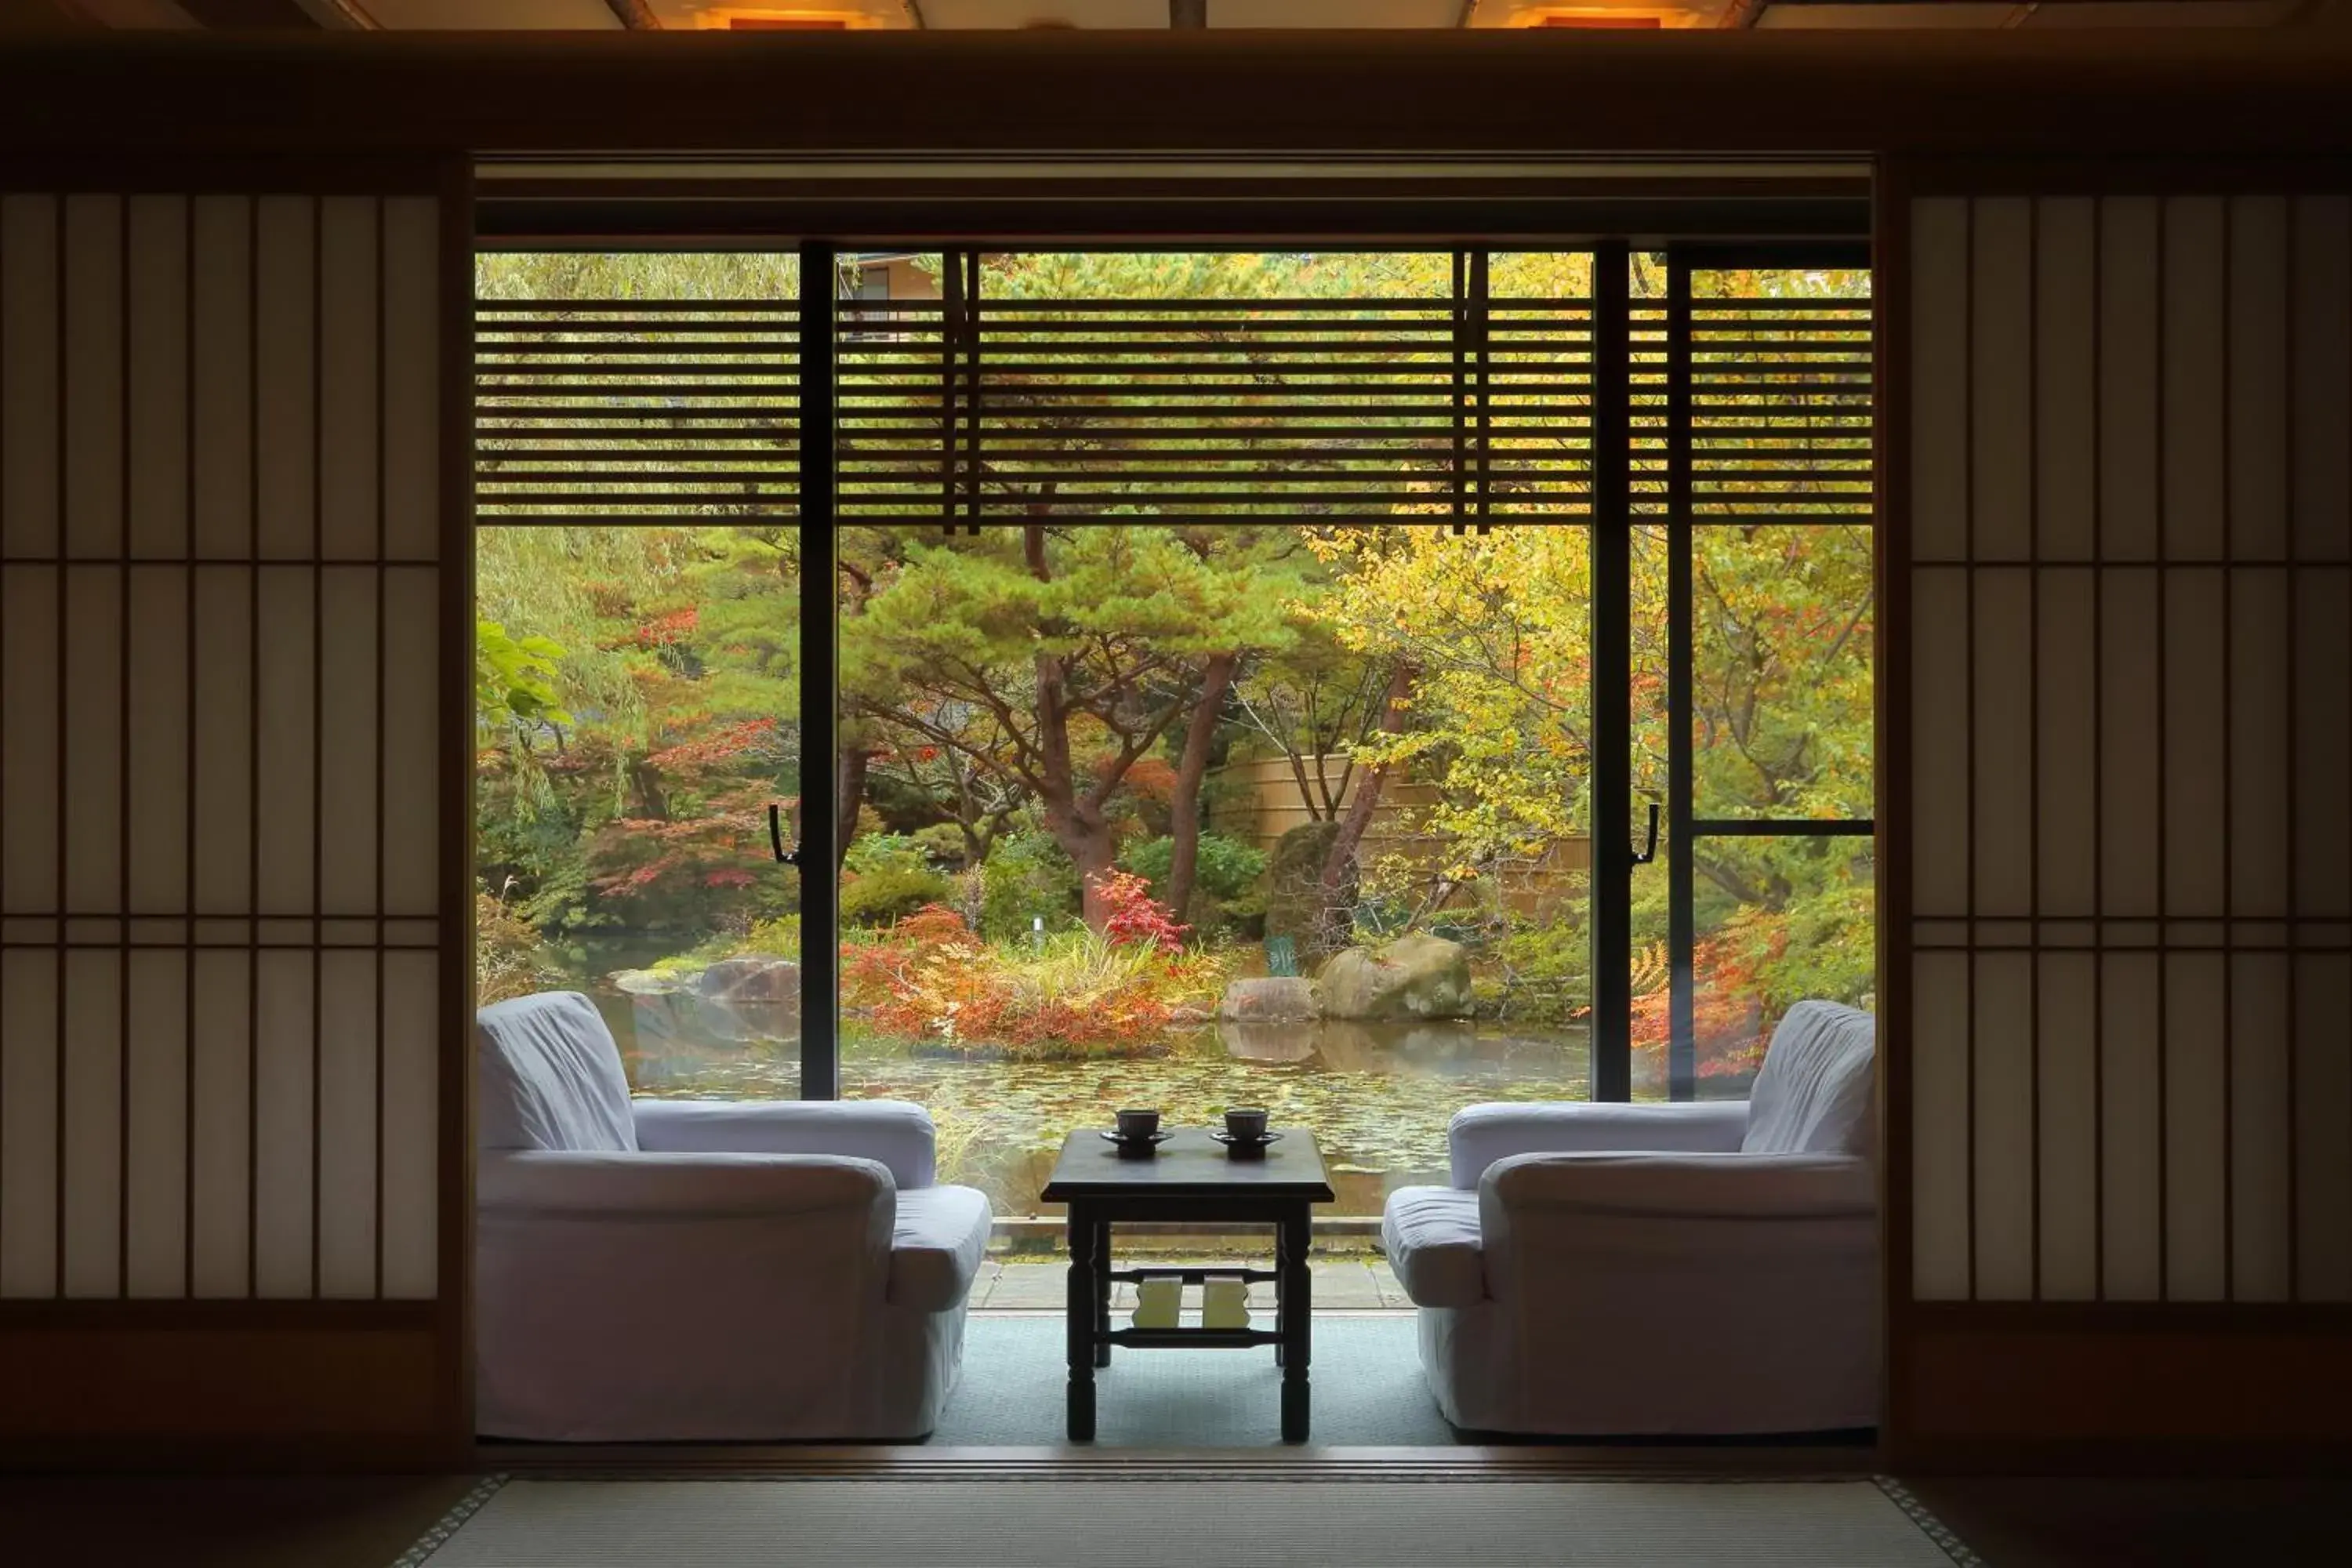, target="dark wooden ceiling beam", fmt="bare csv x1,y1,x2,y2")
602,0,662,26
1,31,2347,159
177,0,323,26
